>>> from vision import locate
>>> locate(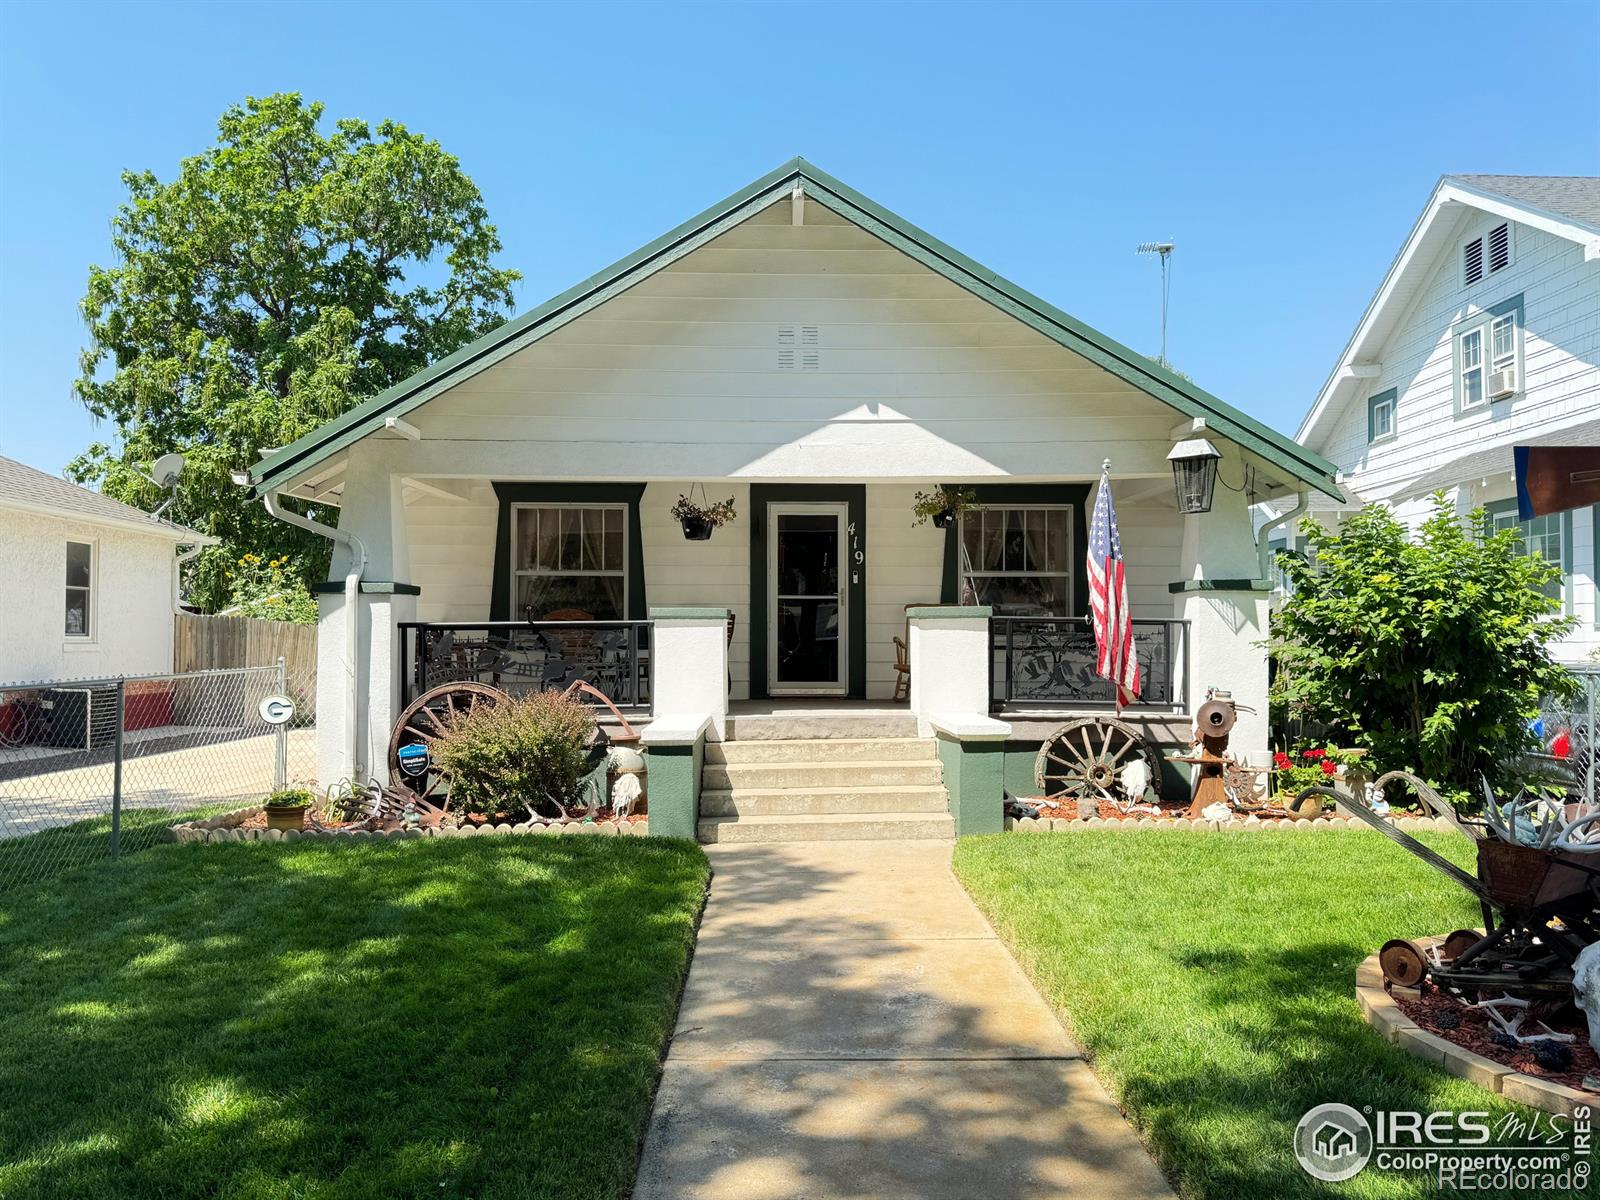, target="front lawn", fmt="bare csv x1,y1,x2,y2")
0,835,709,1200
953,830,1541,1200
